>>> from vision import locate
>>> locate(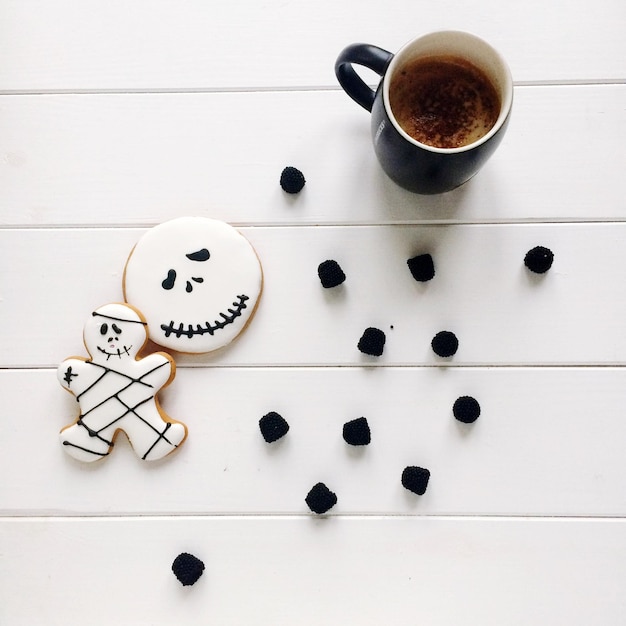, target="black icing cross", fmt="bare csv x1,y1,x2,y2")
63,365,79,387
